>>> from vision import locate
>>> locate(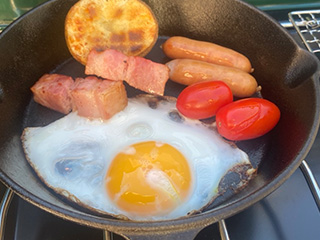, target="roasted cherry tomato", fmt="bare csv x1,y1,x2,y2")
216,98,280,141
176,81,233,119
